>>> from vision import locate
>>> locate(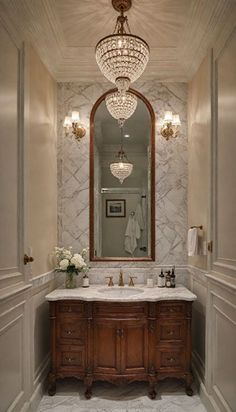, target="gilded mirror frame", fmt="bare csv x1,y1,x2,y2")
89,88,155,261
